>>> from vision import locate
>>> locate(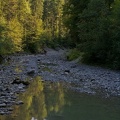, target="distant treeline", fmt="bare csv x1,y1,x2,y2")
0,0,120,69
